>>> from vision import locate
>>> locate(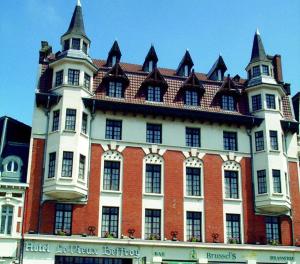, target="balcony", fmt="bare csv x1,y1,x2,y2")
43,179,87,200
255,194,291,214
